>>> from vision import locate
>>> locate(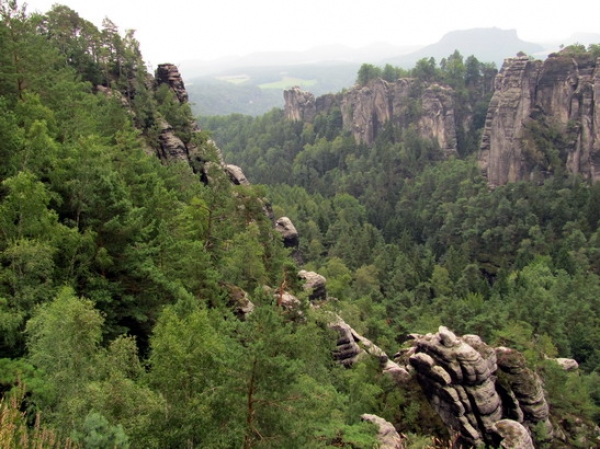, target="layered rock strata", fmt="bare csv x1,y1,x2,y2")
155,63,188,103
329,315,410,383
479,51,600,186
407,327,549,448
